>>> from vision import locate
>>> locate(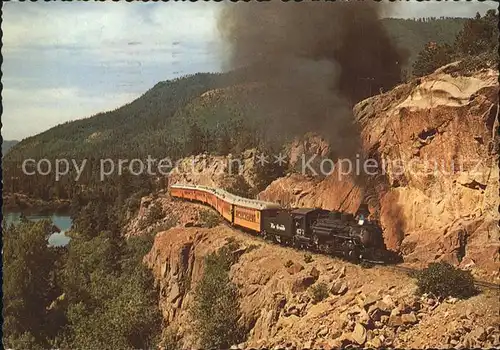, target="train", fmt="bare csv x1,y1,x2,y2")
169,183,395,263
